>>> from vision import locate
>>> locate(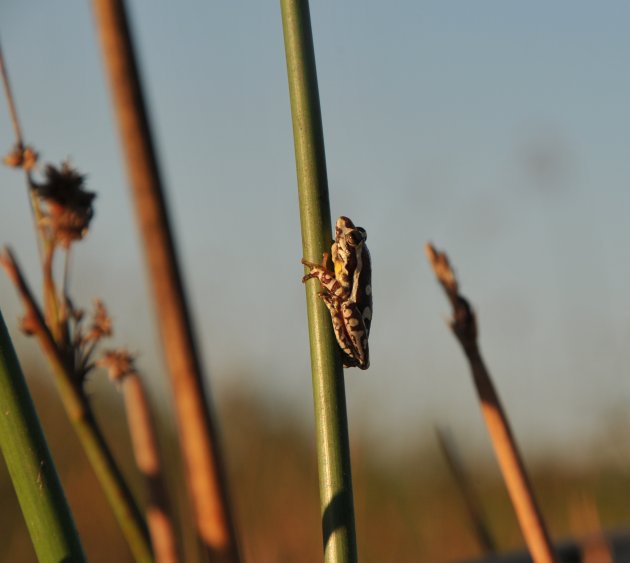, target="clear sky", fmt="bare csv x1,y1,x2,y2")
1,2,629,462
